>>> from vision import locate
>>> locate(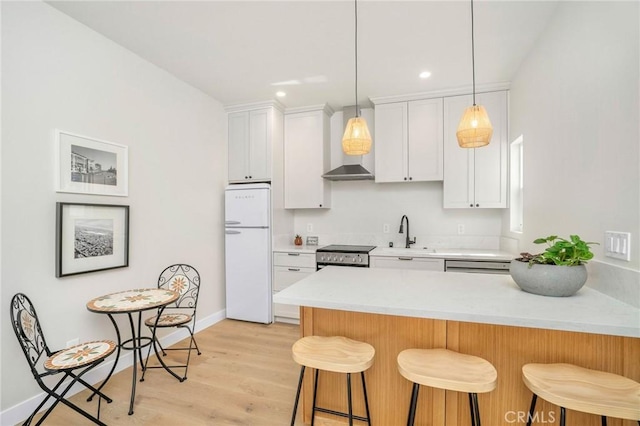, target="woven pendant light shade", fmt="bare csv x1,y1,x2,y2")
456,104,493,148
342,116,372,155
